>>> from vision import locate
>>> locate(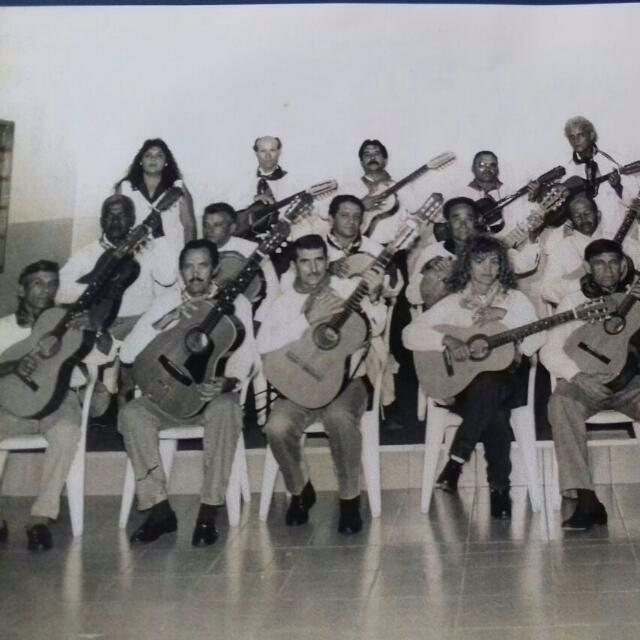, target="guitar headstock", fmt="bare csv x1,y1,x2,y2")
575,296,614,322
306,180,338,200
412,192,444,224
540,184,569,214
257,194,315,255
620,160,640,176
427,152,456,171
